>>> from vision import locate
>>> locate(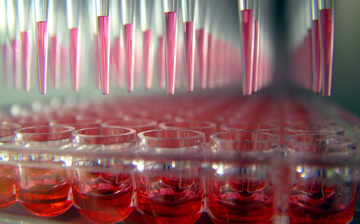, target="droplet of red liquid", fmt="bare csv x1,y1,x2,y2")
164,11,177,95
69,28,79,91
123,23,134,92
97,16,110,95
184,21,194,92
36,21,48,94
